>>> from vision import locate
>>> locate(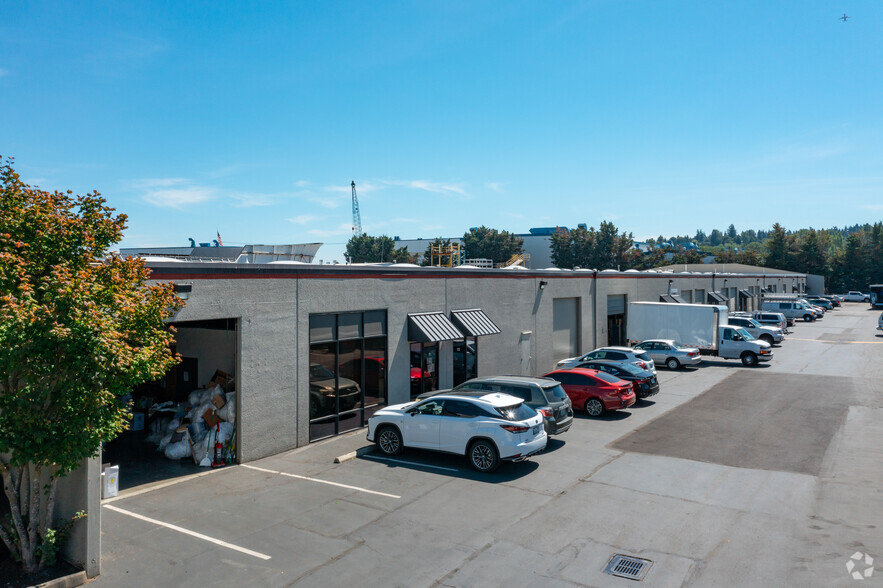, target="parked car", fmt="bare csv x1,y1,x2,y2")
805,297,833,310
542,368,635,417
419,375,574,435
309,363,361,419
726,316,785,345
817,295,841,307
631,339,701,370
556,346,656,374
367,393,547,472
878,312,883,332
749,311,792,332
571,359,659,398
